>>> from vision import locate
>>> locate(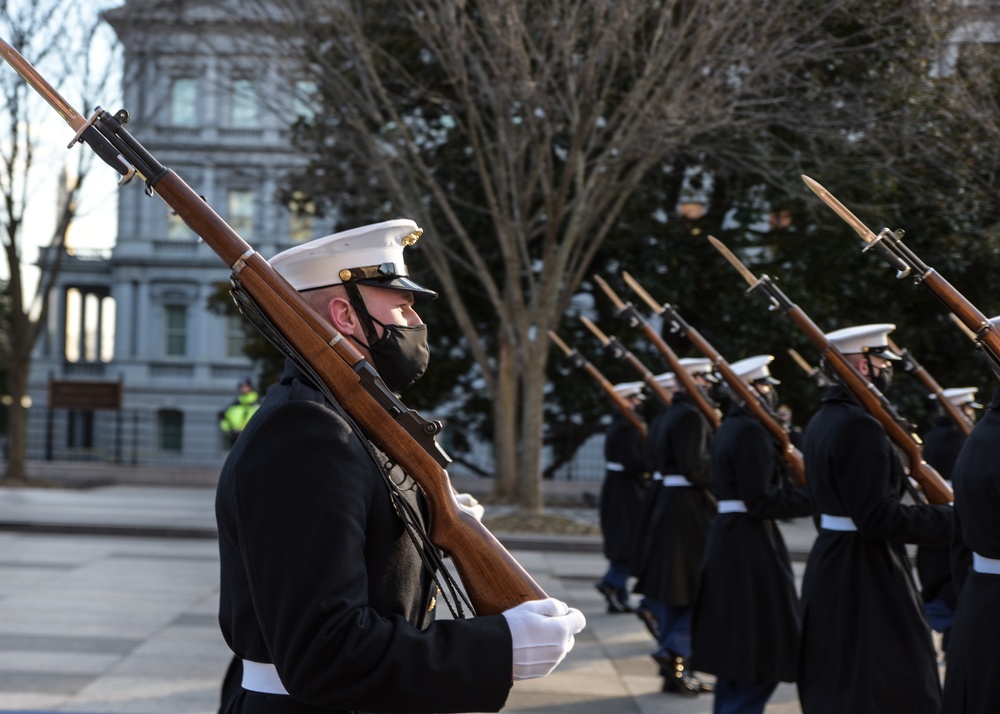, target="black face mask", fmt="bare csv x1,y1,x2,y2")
870,362,893,394
366,317,430,392
755,384,780,412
